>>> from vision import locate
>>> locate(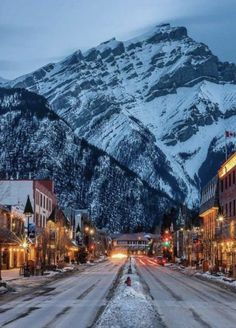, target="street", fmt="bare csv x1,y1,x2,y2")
0,259,124,328
1,257,236,328
136,257,236,328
